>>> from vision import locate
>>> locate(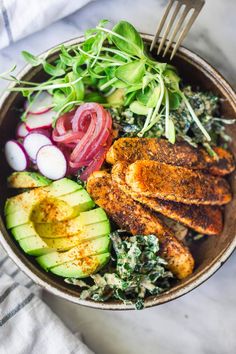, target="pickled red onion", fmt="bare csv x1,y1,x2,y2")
80,134,113,181
55,110,75,135
52,103,113,180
